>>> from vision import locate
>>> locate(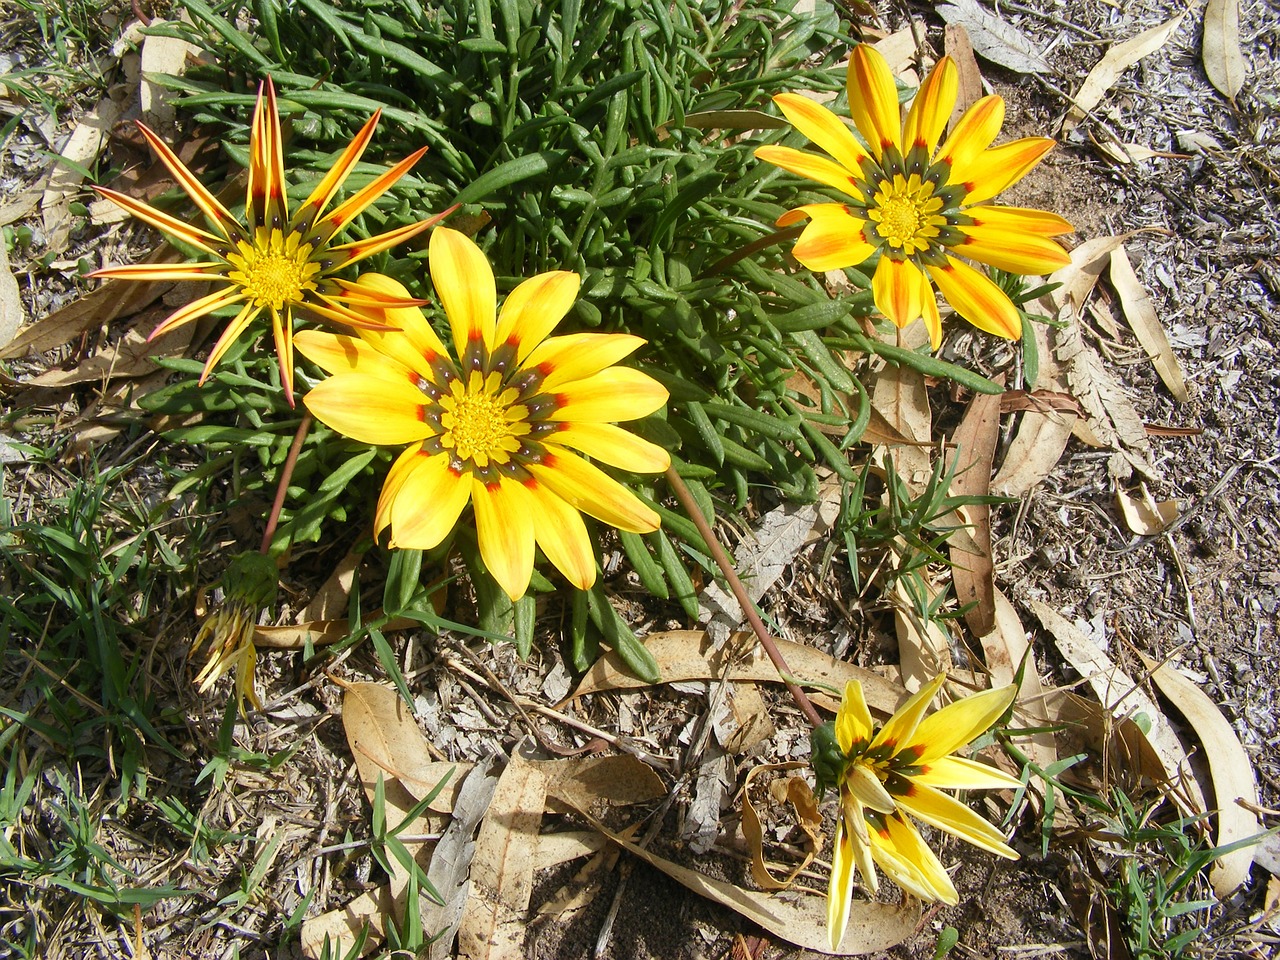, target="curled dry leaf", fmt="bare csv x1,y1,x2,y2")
342,681,463,805
1115,487,1178,536
993,320,1077,497
569,629,906,717
739,762,821,890
1109,246,1190,403
946,388,1002,636
1203,0,1246,101
42,95,123,254
1141,654,1260,896
1062,15,1186,133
